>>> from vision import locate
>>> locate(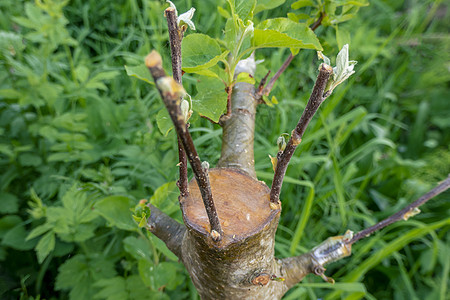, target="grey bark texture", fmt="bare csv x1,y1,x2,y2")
217,55,258,178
